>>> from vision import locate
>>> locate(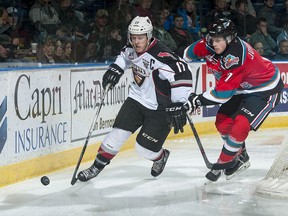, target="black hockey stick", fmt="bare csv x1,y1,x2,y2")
186,67,237,170
71,85,110,185
186,114,237,170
